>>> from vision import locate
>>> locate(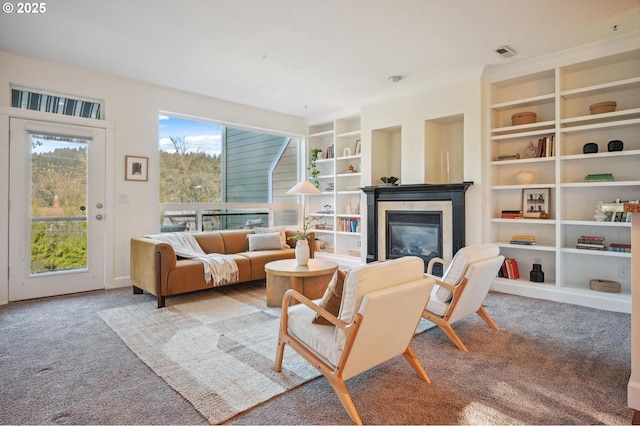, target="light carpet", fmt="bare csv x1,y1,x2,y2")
98,284,321,425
